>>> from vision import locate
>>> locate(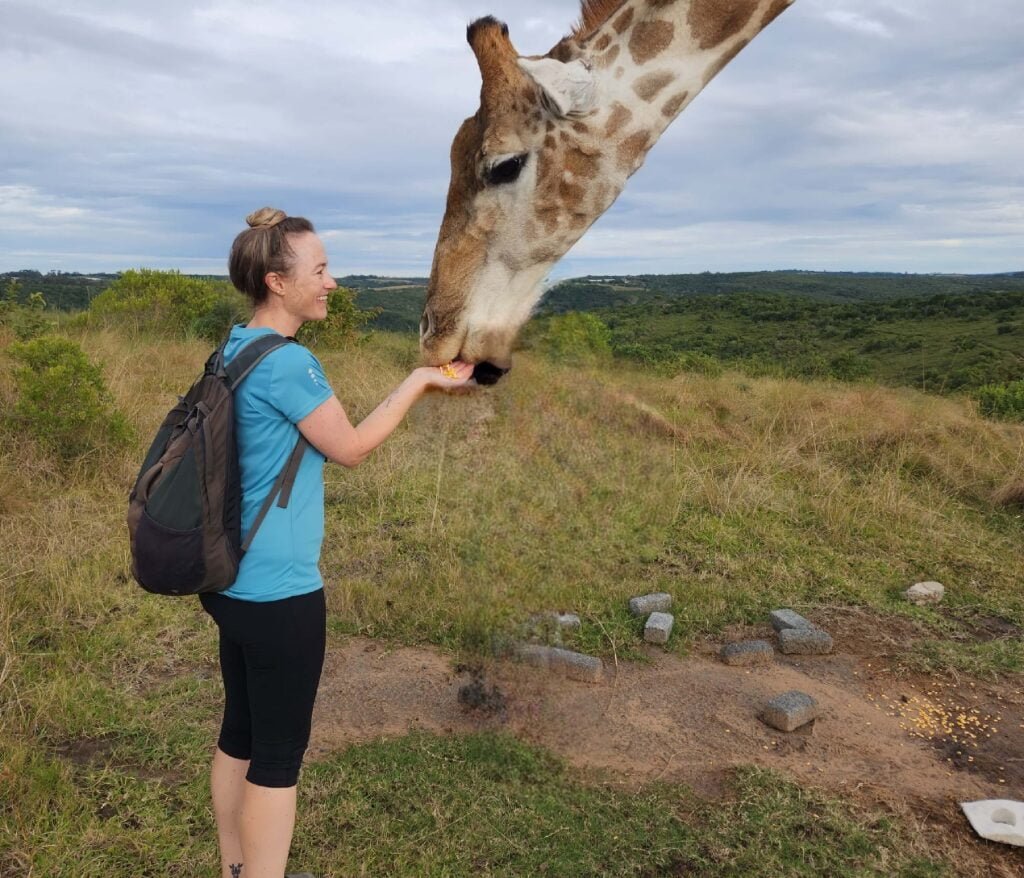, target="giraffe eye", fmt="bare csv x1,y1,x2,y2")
485,154,527,186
